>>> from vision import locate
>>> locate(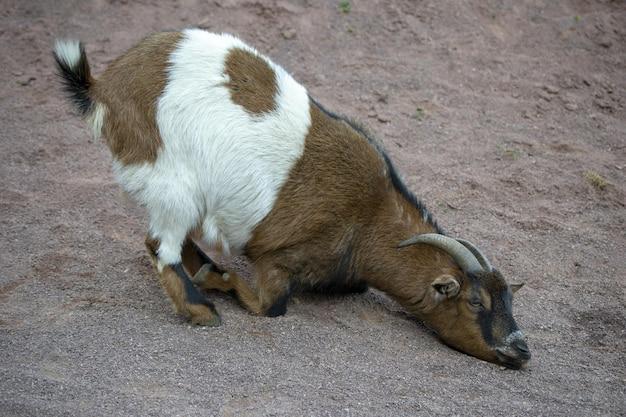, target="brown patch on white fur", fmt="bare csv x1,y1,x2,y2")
92,31,183,165
224,48,277,115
